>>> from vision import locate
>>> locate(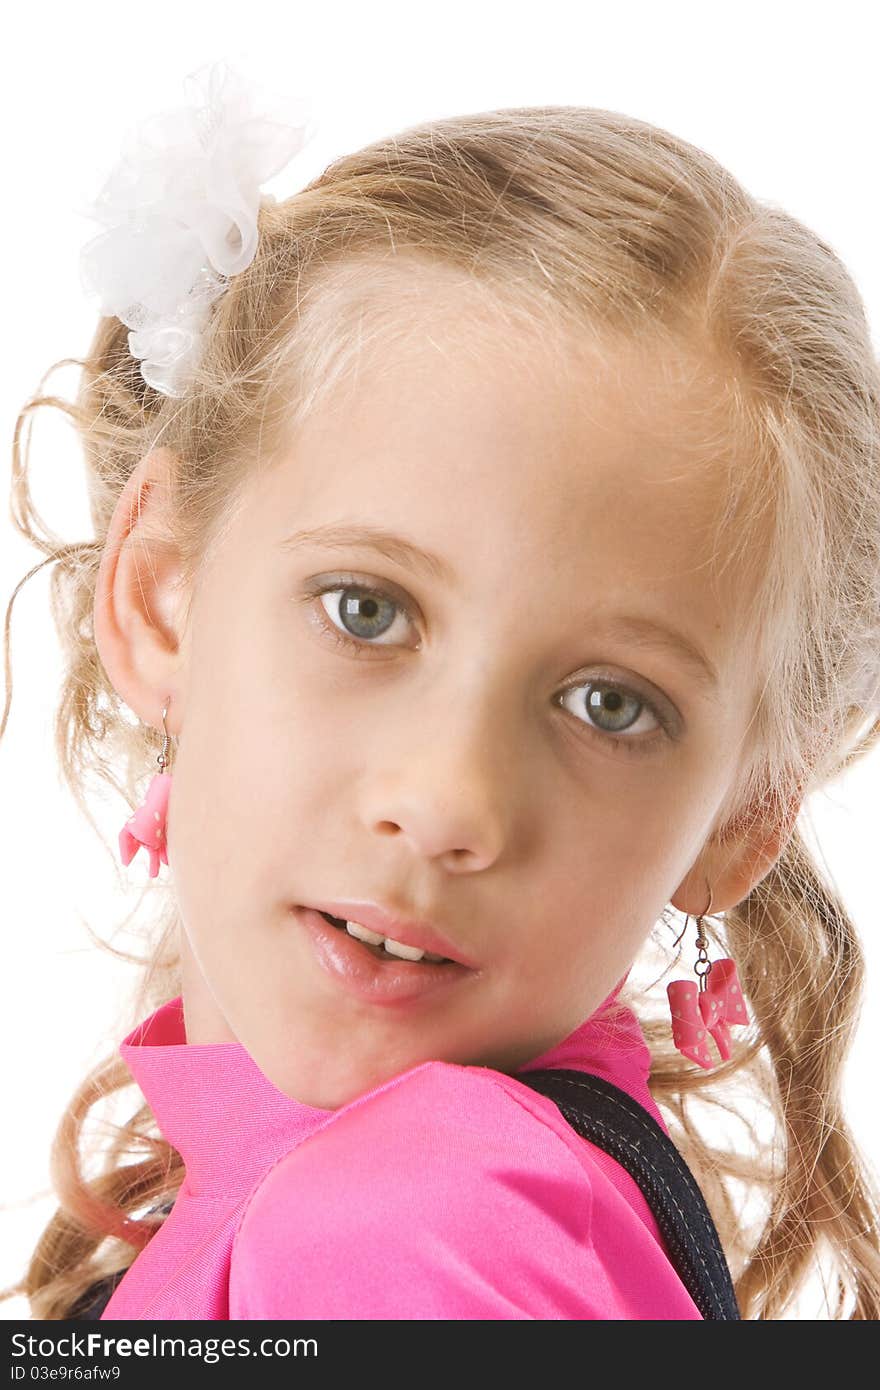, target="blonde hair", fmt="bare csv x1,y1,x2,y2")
3,103,880,1319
